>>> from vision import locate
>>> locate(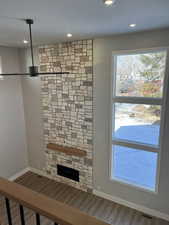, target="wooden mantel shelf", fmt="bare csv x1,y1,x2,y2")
47,143,87,157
